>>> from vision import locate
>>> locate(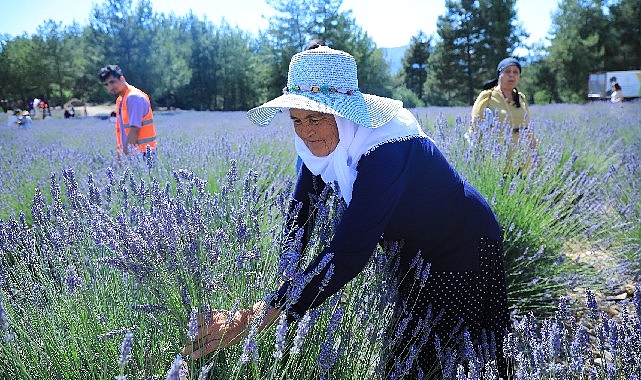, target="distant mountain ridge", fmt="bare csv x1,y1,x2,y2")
381,45,409,75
